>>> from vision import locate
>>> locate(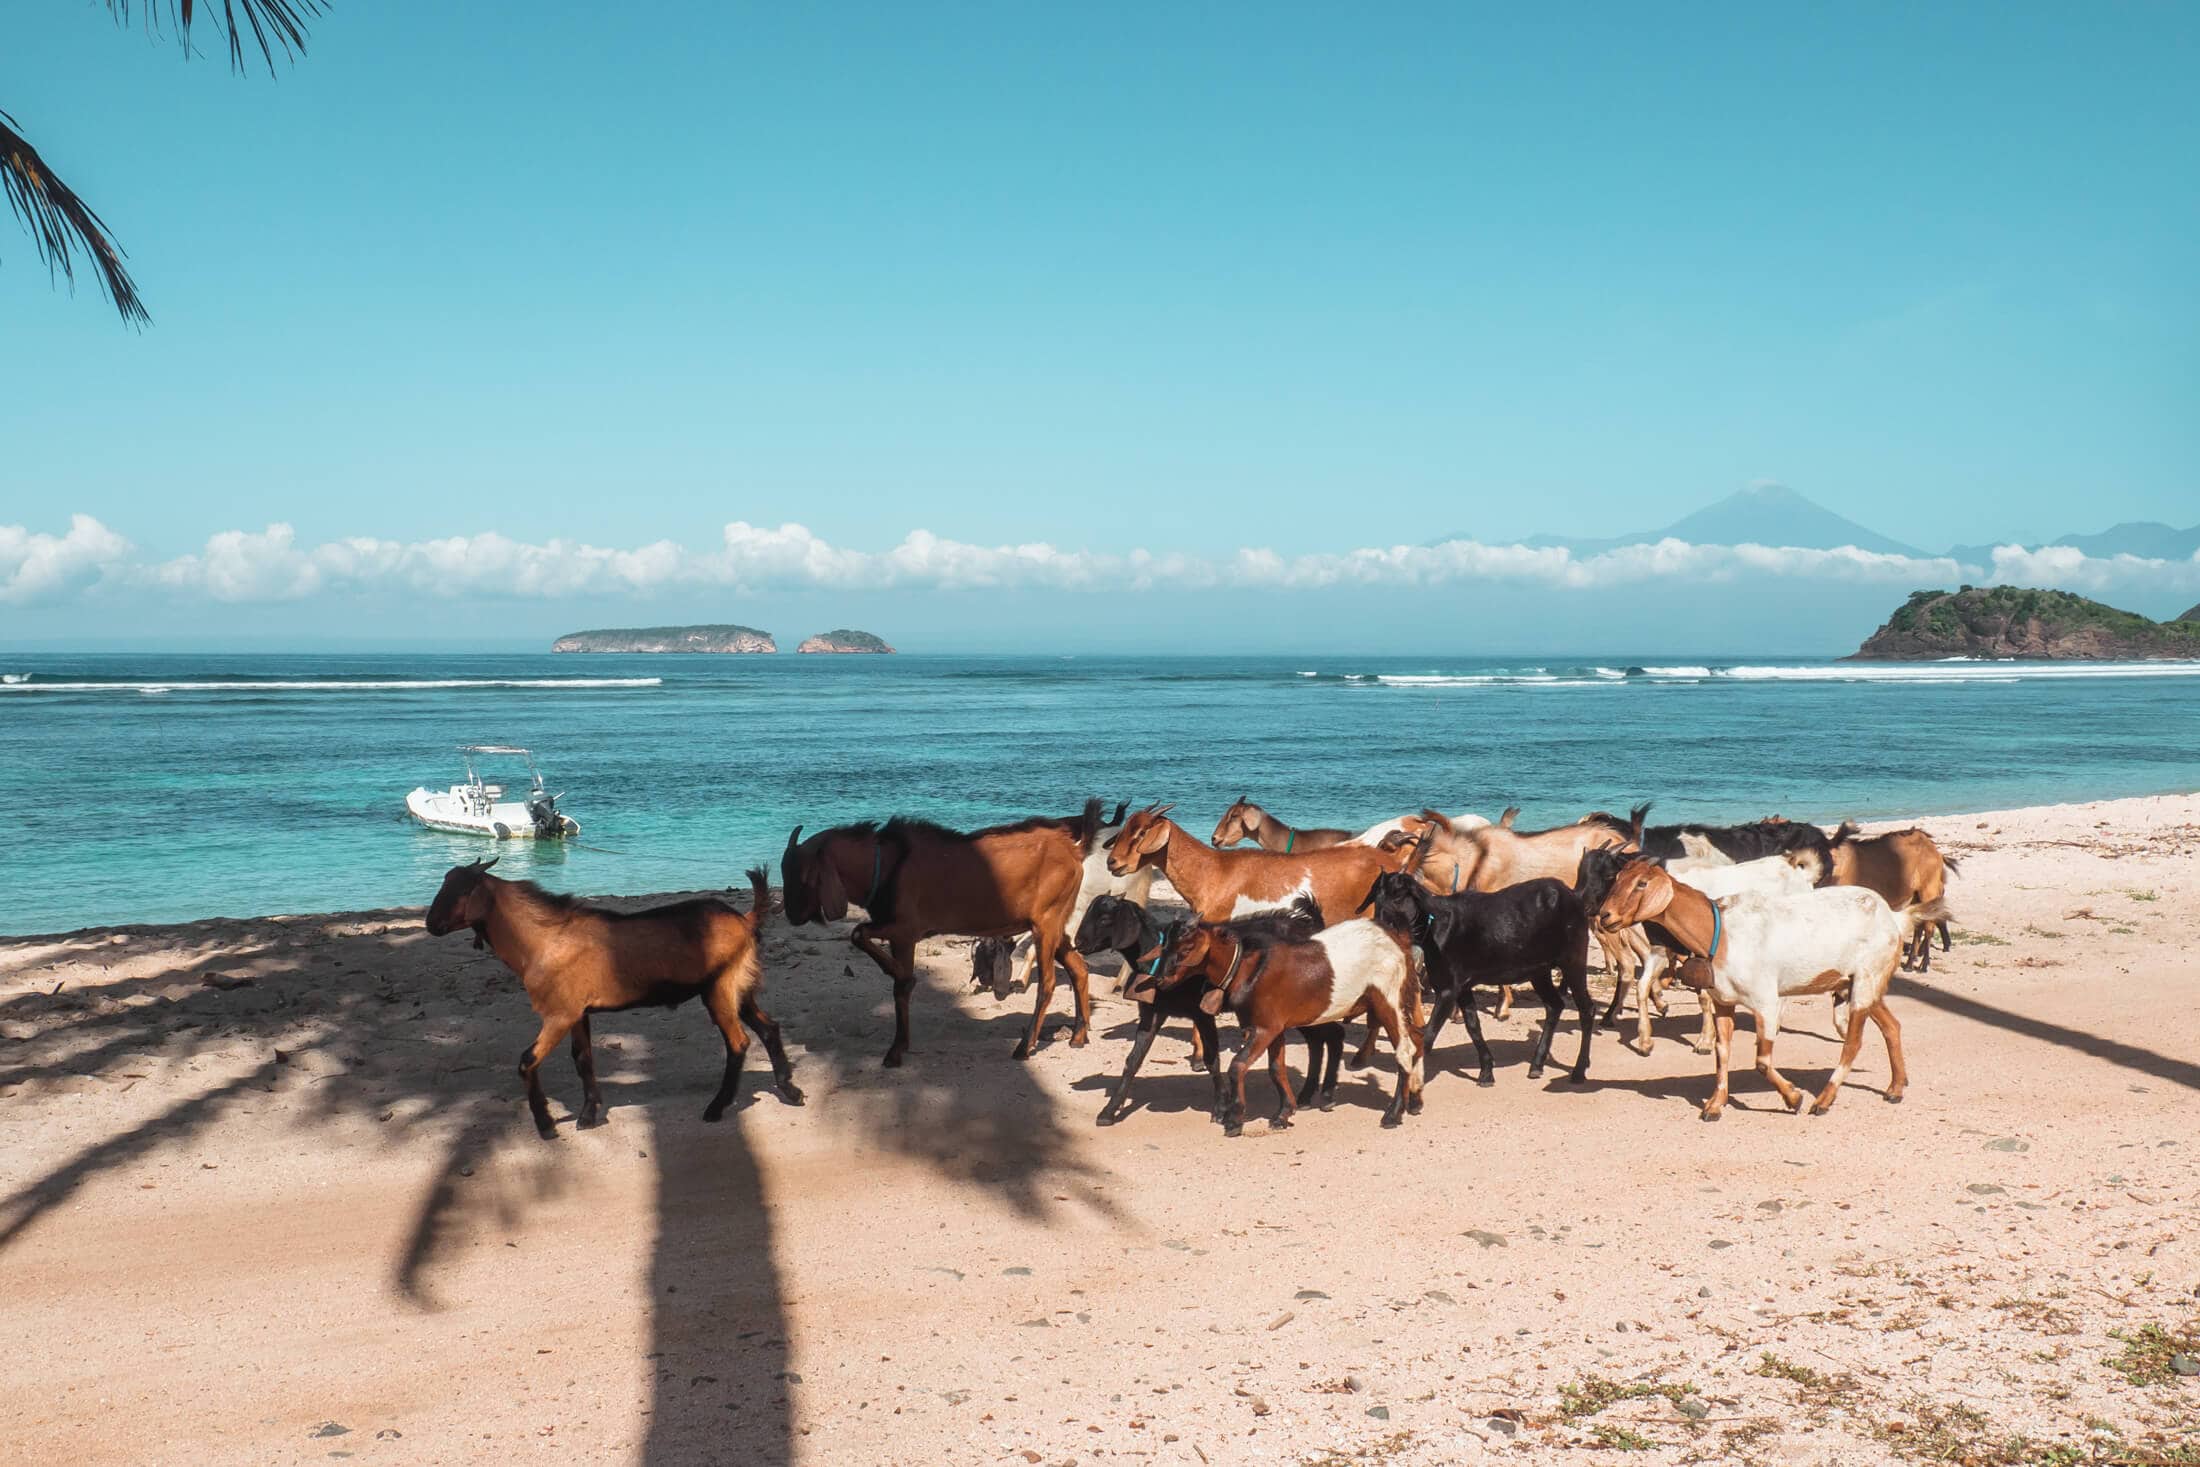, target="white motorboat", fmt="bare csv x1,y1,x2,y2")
406,745,580,839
